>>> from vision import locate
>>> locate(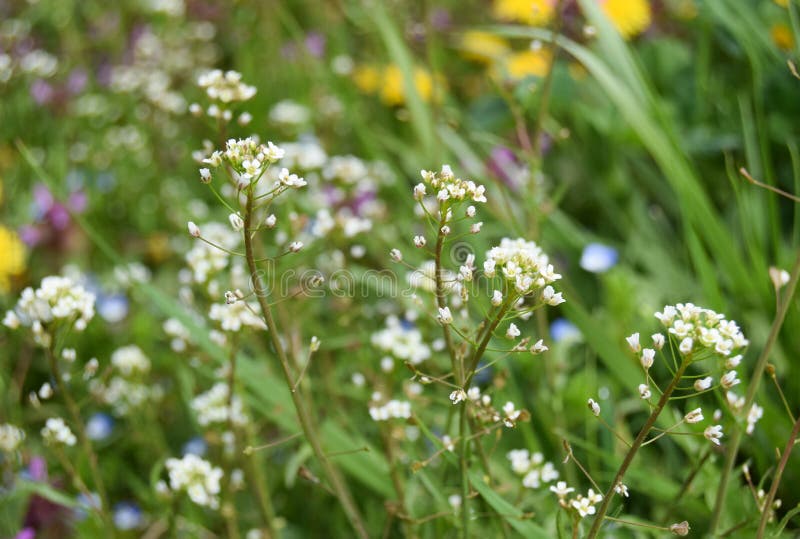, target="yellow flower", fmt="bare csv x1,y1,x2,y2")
497,49,552,81
771,23,794,51
353,65,381,95
774,0,788,7
0,226,25,293
493,0,555,25
460,31,511,64
379,65,438,106
600,0,652,40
